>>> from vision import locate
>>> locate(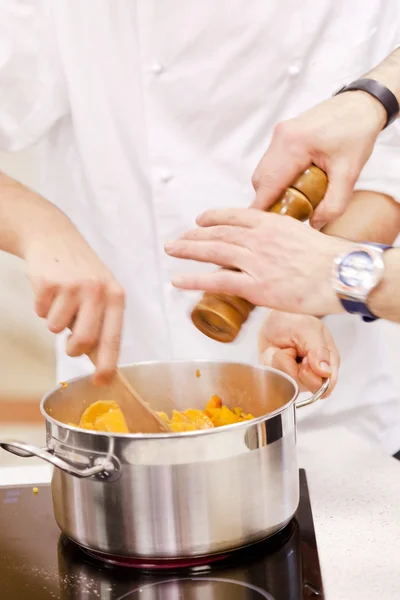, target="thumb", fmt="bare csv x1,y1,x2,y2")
251,129,310,211
288,320,333,378
310,164,355,229
306,347,332,379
